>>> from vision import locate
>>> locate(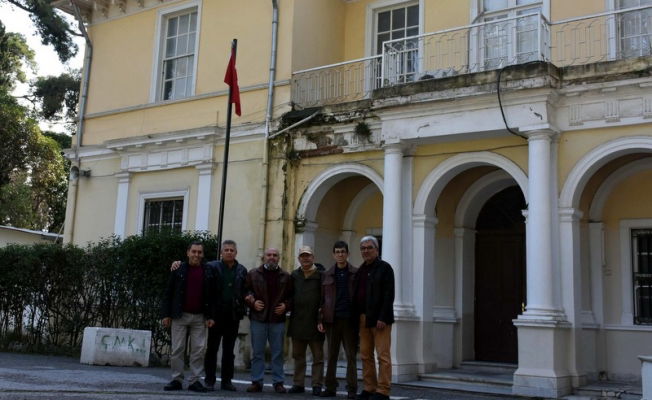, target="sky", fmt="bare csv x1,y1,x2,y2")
0,1,85,132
